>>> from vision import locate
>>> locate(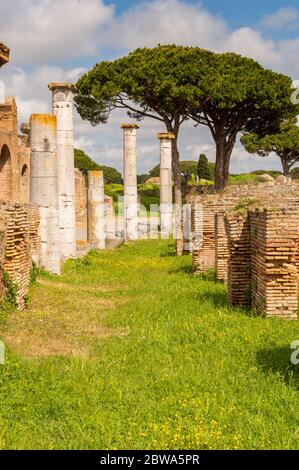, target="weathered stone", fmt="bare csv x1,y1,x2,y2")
257,174,274,182
0,43,9,68
158,132,174,239
30,114,61,275
48,82,76,259
88,171,105,250
121,124,139,241
75,168,88,253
